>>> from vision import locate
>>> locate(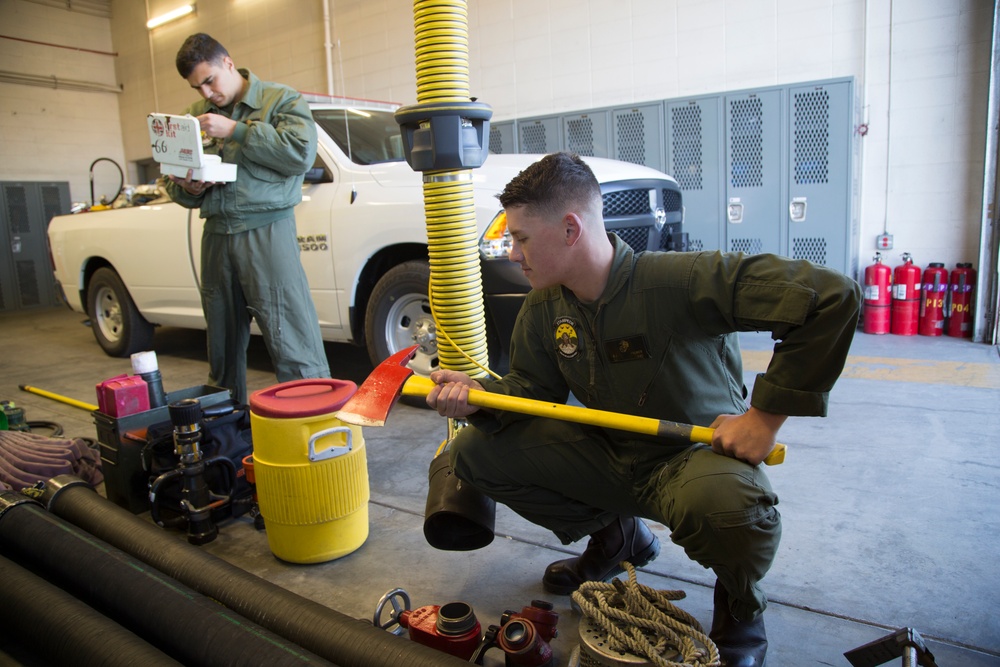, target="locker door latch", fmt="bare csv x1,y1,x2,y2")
727,199,744,224
789,197,807,222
